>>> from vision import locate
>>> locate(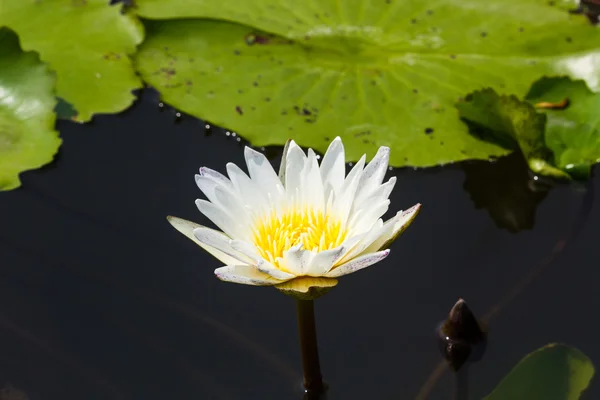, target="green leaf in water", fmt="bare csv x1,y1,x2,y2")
0,28,61,191
485,343,595,400
134,0,600,167
0,0,144,122
456,89,571,180
525,77,600,180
